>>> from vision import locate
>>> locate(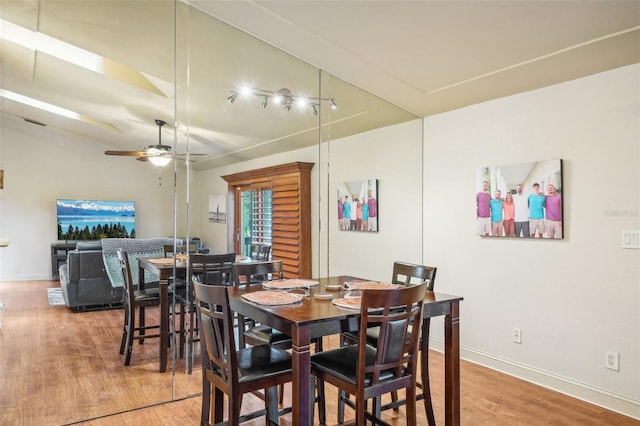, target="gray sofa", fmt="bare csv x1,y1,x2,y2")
59,241,124,311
